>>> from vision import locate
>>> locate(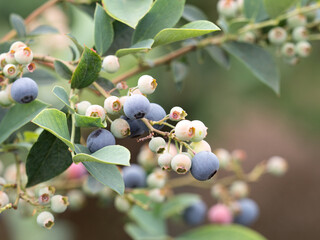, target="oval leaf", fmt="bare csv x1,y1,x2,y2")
153,20,220,47
116,39,154,57
229,19,250,34
94,4,114,55
10,14,26,38
26,130,72,187
32,109,74,150
28,25,59,36
182,4,208,22
132,0,186,44
222,41,280,94
54,60,73,80
52,86,74,113
73,145,130,165
70,47,102,89
205,45,230,70
102,0,153,28
264,0,299,18
0,100,48,144
244,0,269,22
177,225,267,240
74,113,106,128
